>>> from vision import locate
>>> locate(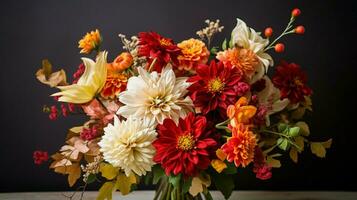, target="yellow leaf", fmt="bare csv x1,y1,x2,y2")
289,148,298,163
189,177,204,197
115,172,136,195
295,122,310,136
291,107,306,120
216,149,227,161
67,164,81,187
100,163,118,180
36,59,68,87
294,136,305,152
322,139,333,149
97,182,115,200
311,142,326,158
211,159,227,173
266,156,281,168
